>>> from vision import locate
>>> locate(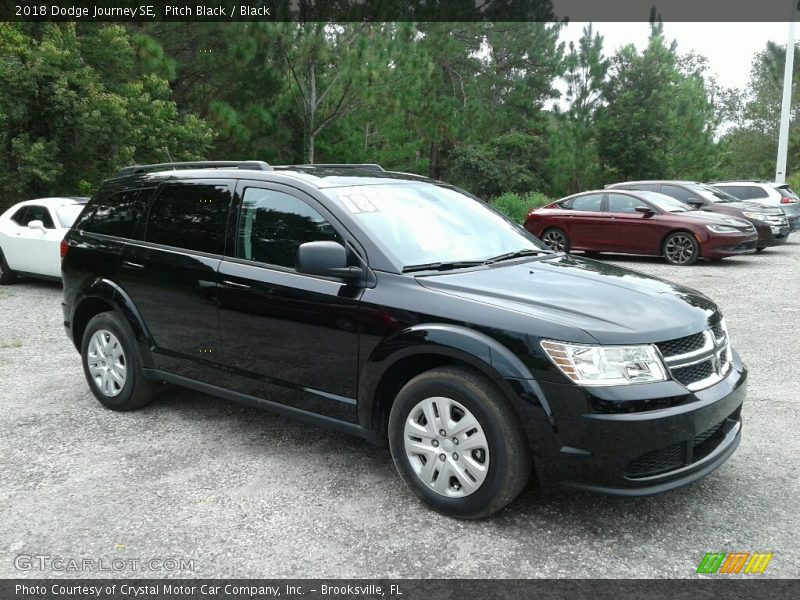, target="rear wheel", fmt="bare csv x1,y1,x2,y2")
0,247,17,285
663,232,699,266
755,247,767,253
541,228,571,253
81,312,159,411
388,366,531,519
